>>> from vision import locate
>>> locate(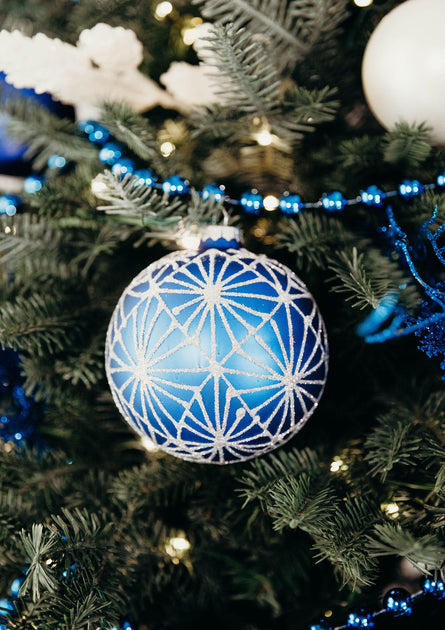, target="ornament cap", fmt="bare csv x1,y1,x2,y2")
199,225,243,250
